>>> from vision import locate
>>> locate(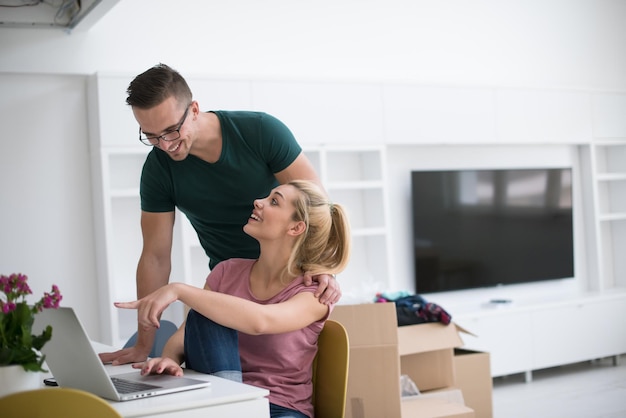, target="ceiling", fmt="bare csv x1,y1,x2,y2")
0,0,119,32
